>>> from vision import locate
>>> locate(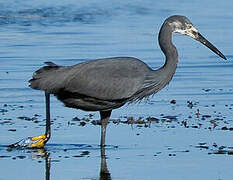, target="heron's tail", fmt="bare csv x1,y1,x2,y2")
29,61,62,93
